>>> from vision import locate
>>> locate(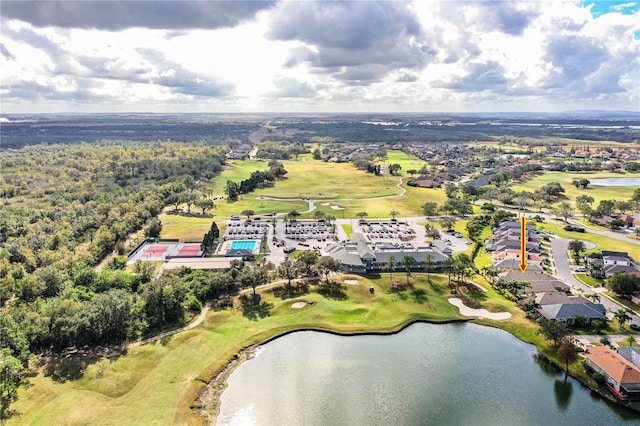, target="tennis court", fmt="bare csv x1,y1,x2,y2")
178,244,202,257
128,241,204,264
143,245,169,257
